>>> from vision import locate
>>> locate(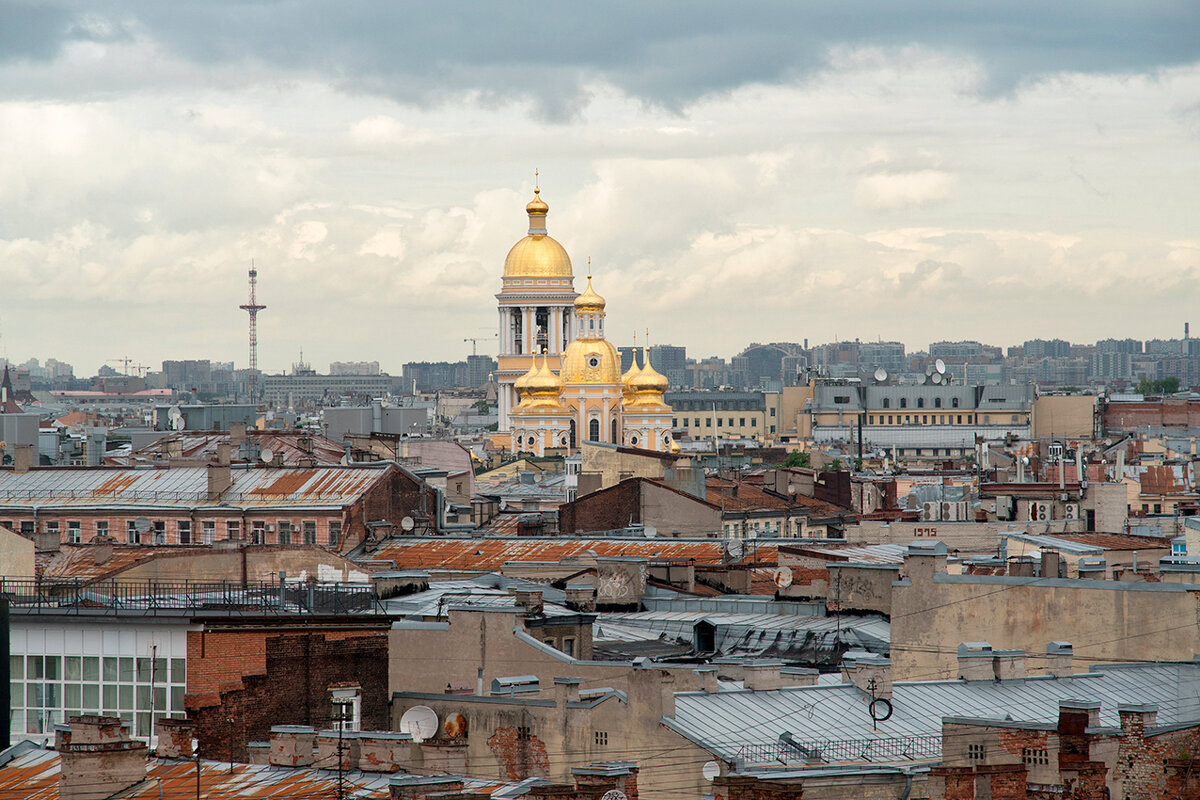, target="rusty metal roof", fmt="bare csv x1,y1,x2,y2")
0,747,511,799
0,464,392,511
369,537,778,571
1138,464,1191,496
112,430,347,467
